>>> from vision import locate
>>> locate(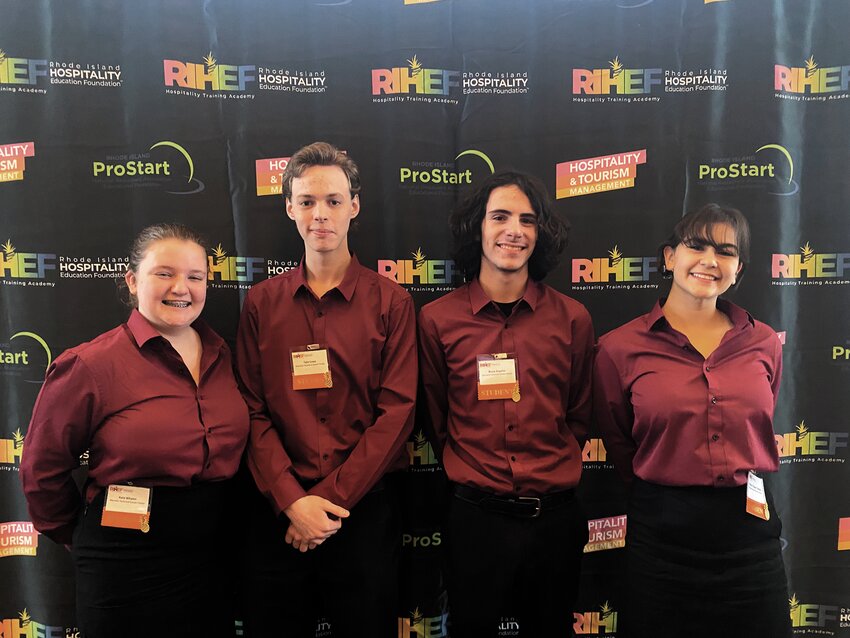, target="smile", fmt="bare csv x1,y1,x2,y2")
690,272,718,281
162,301,191,308
497,243,525,253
